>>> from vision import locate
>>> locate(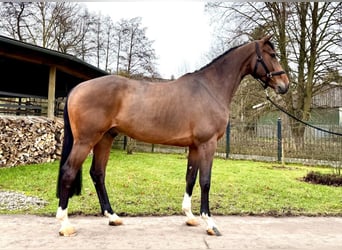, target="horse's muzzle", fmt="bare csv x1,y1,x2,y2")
276,82,289,94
